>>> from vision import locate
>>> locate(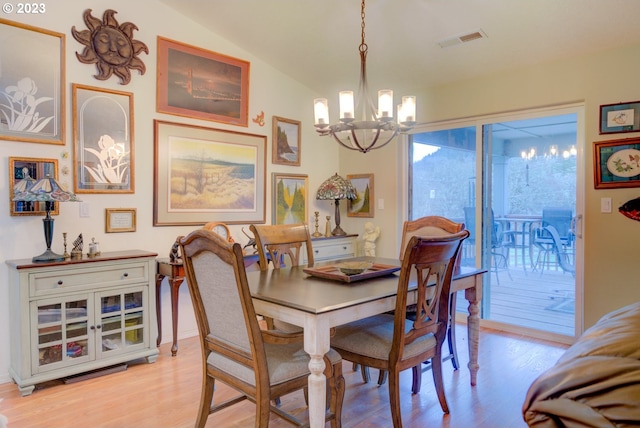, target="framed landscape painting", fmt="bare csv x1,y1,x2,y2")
272,116,301,166
347,173,374,217
0,19,65,145
156,37,250,127
272,173,308,225
153,120,266,225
